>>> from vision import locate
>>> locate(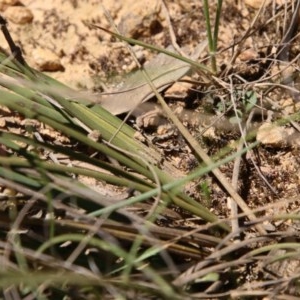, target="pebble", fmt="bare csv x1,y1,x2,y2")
256,123,294,147
245,0,284,9
245,0,263,8
164,78,193,99
4,6,33,24
0,0,19,6
118,0,162,37
31,48,64,72
238,49,259,62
